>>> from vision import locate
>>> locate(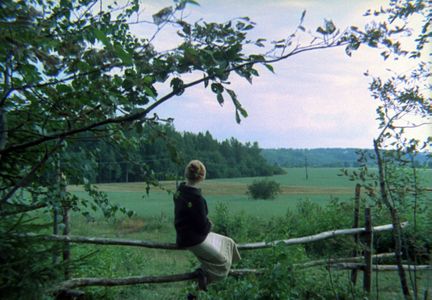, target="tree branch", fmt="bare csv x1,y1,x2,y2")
0,38,349,157
0,140,64,204
0,202,48,217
